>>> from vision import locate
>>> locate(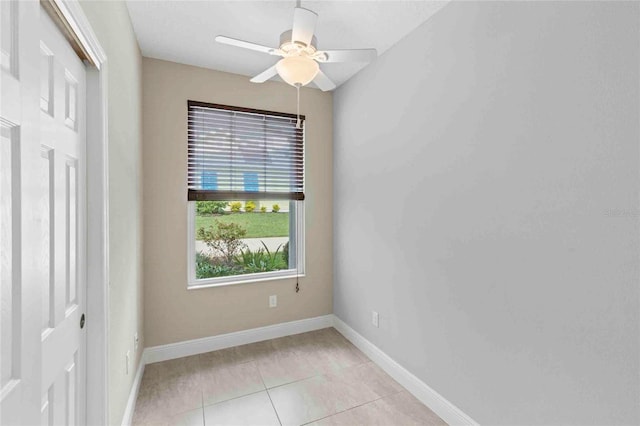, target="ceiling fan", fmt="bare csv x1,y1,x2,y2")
215,4,377,92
